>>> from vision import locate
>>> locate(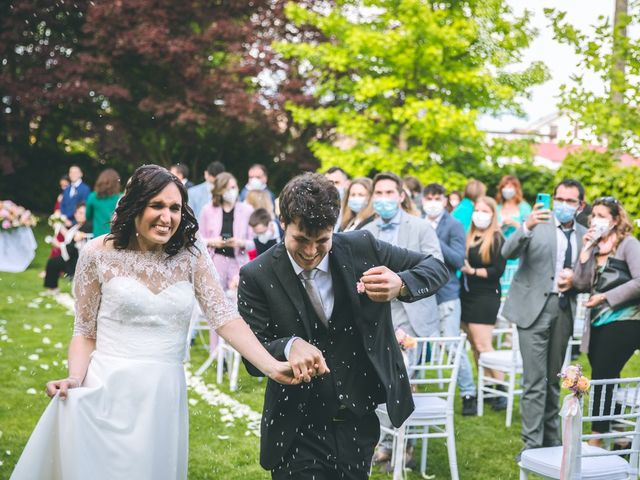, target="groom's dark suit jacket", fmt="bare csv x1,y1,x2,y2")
238,230,449,470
